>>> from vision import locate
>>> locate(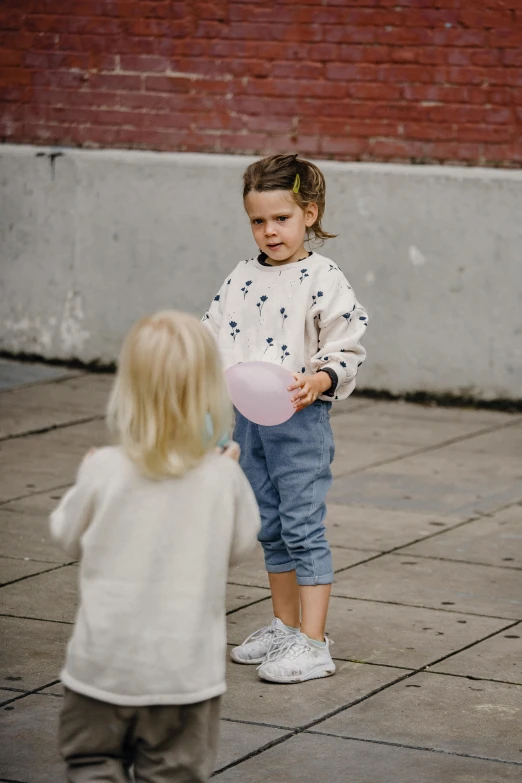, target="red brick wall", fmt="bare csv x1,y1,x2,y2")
1,1,522,166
